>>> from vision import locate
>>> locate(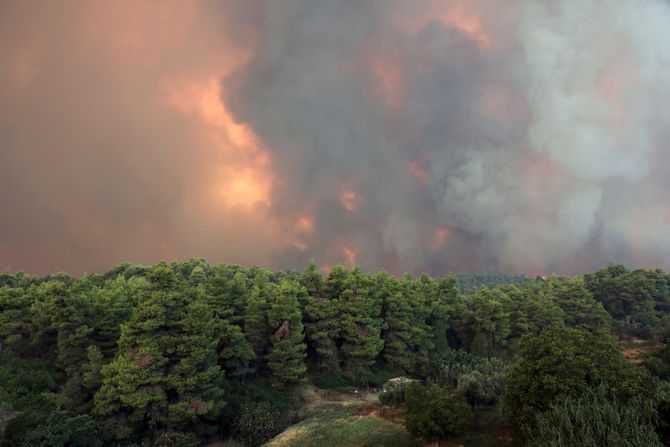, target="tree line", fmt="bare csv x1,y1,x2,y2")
1,260,669,446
